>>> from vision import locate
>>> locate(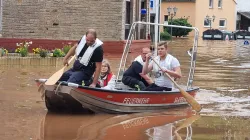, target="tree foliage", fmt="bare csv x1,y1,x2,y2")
164,18,192,37
160,31,172,40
